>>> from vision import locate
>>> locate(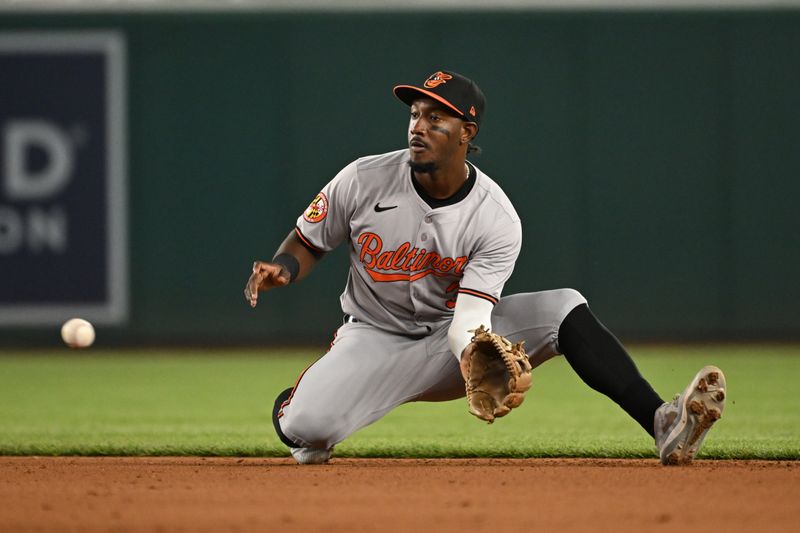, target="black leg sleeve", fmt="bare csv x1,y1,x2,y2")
272,387,301,448
558,304,665,437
